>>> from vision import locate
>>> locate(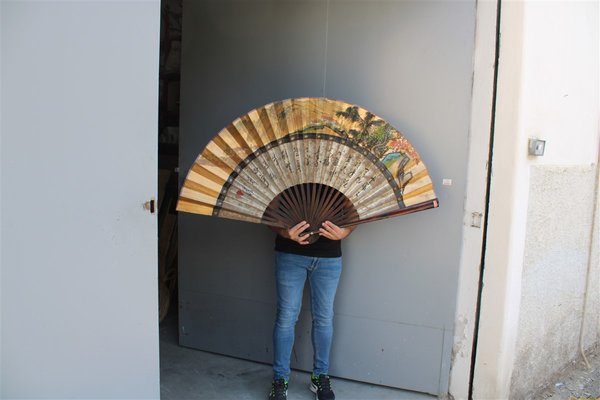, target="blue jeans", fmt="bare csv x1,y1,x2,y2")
272,252,342,381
